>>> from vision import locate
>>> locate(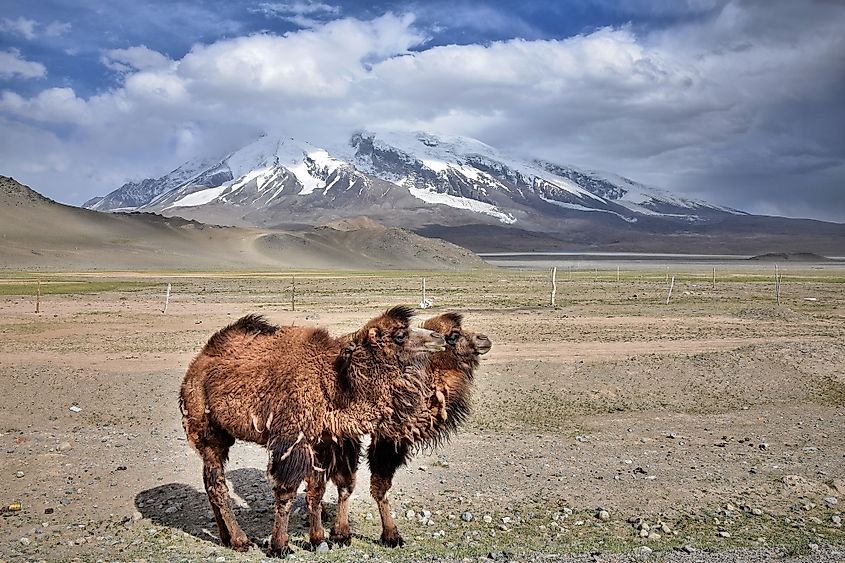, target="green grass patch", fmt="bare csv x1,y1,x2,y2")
0,280,155,295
